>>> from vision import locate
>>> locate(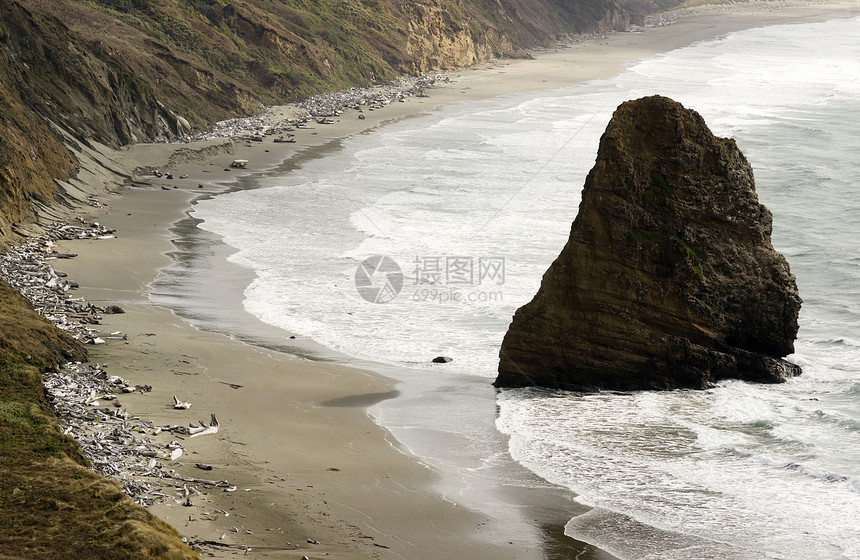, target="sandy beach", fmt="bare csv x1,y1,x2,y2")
45,2,860,559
